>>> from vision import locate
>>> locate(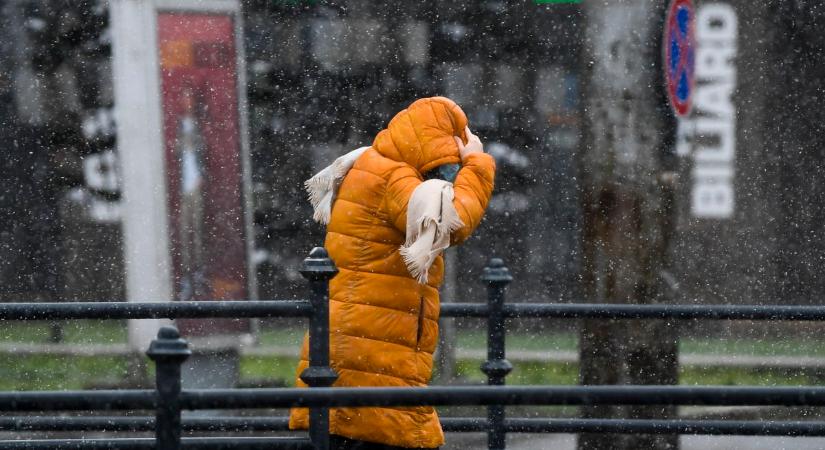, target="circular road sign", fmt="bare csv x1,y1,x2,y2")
664,0,696,117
